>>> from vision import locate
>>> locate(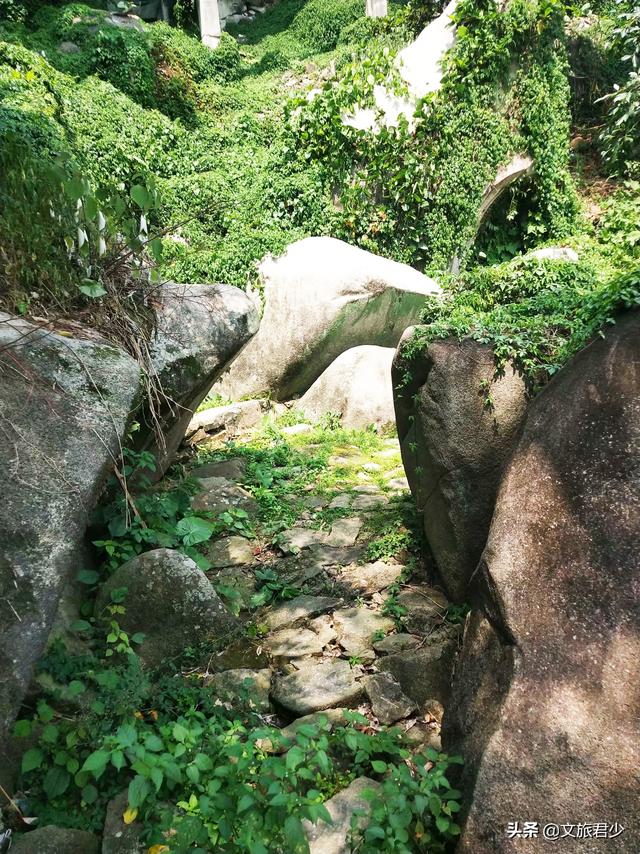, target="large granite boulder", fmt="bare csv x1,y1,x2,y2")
95,549,236,667
215,237,440,401
142,282,259,474
444,310,640,851
393,331,527,601
0,315,140,763
297,345,396,430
